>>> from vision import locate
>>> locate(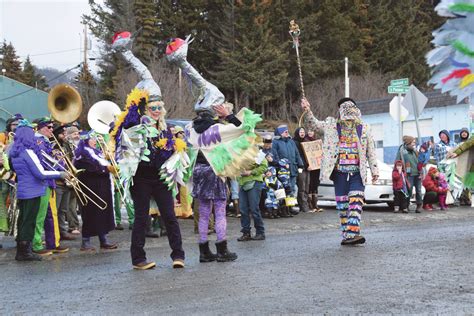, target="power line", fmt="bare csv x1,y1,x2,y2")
19,48,81,58
0,63,82,102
